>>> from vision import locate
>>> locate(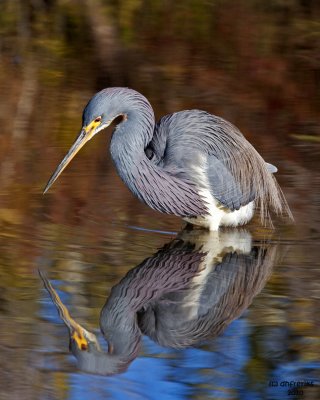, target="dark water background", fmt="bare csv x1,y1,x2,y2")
0,1,320,399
